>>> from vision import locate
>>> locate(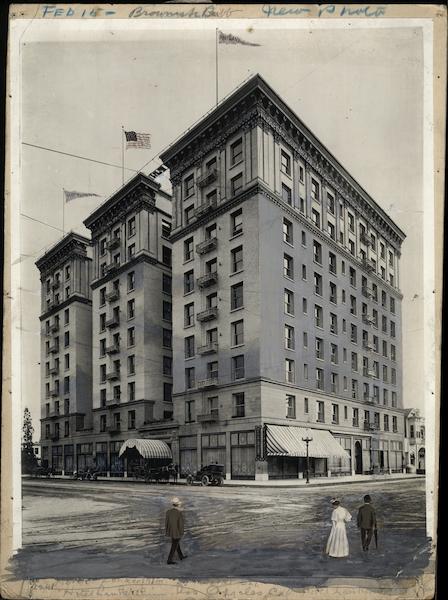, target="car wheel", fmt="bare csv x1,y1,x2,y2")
186,475,194,485
201,475,210,486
